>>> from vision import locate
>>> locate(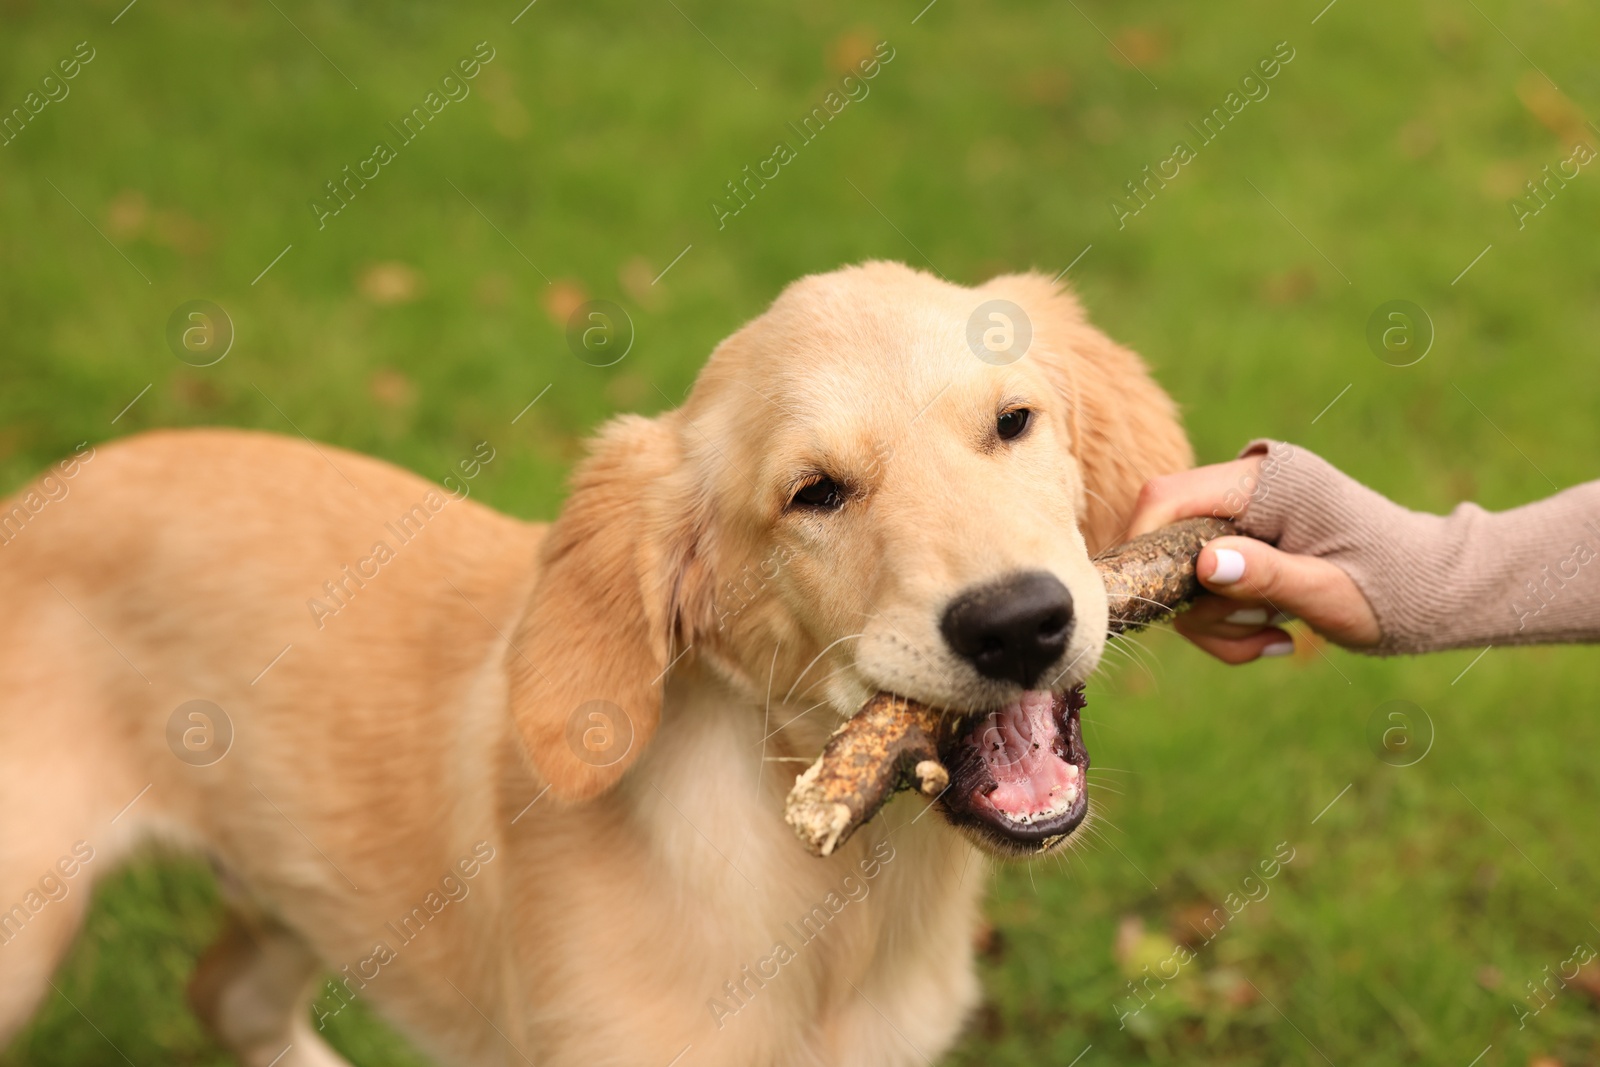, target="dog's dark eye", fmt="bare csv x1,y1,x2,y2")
996,408,1031,441
791,476,846,511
